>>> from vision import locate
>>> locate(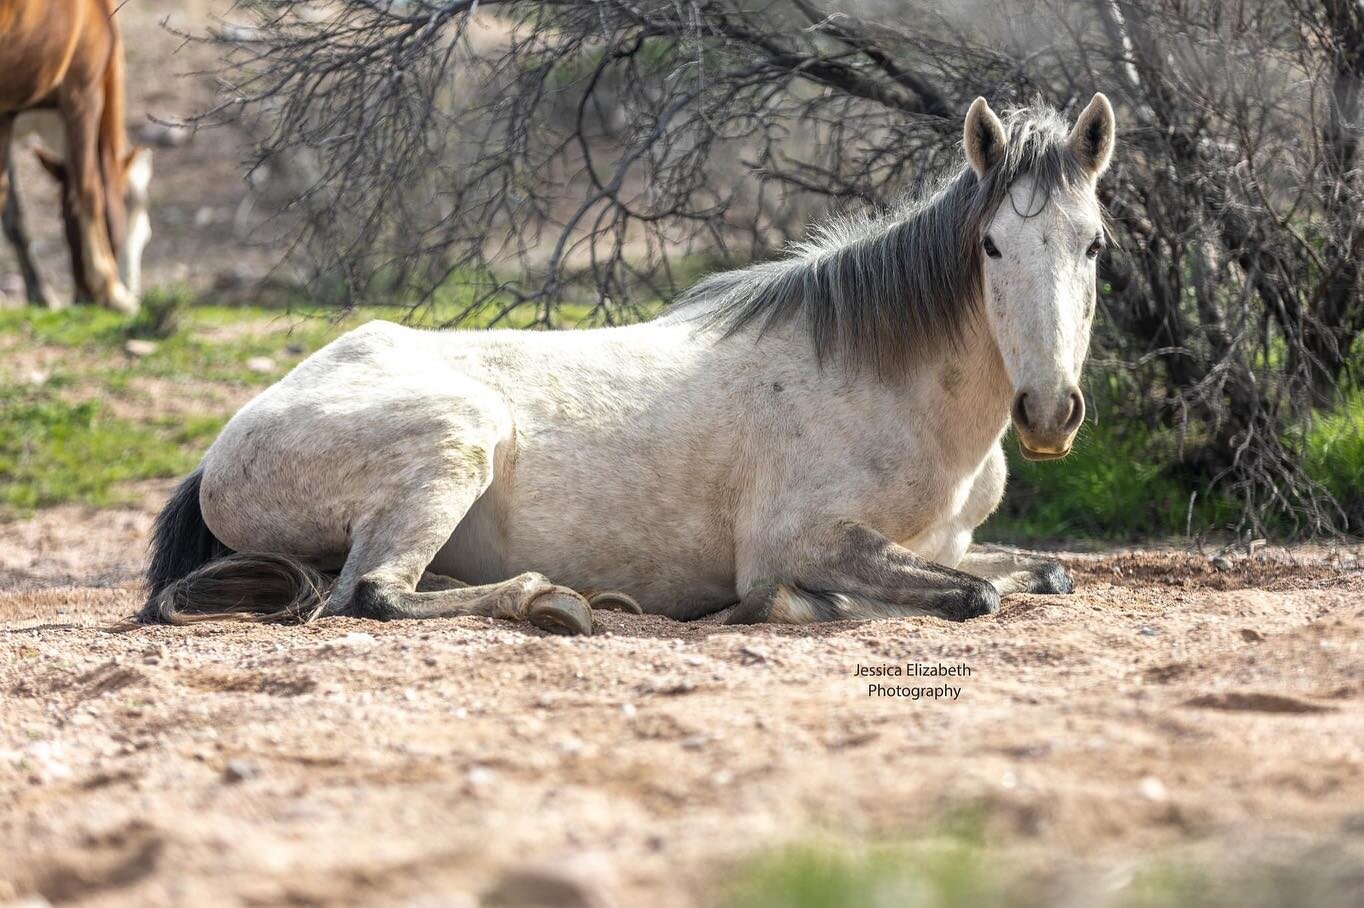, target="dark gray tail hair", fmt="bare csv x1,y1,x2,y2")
140,469,332,624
